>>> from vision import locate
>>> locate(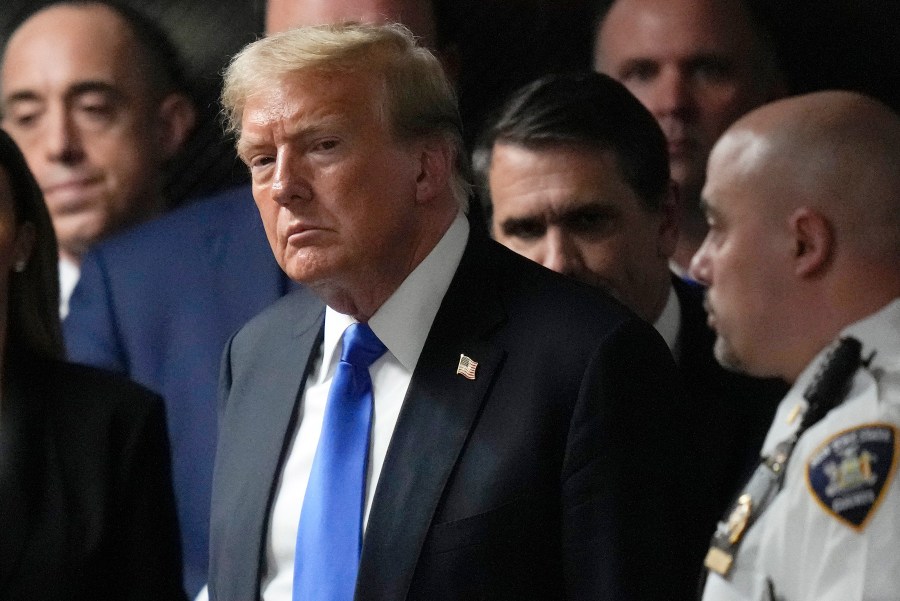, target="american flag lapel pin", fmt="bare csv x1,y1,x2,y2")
456,354,478,380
